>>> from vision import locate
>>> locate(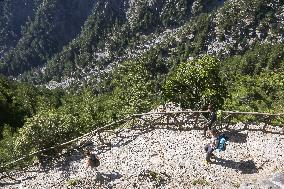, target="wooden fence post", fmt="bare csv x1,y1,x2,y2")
167,114,170,128
194,113,200,128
